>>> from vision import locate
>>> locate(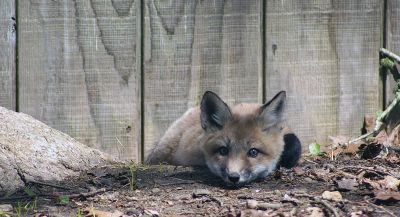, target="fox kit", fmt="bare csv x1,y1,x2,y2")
146,91,301,185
